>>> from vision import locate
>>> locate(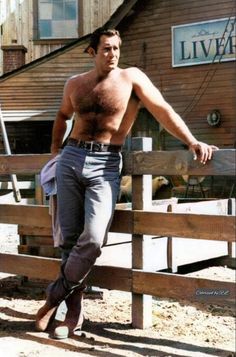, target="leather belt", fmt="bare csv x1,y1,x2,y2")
67,138,122,153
